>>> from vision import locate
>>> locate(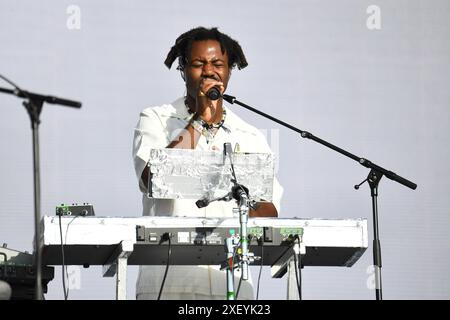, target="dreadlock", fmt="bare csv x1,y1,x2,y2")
164,27,248,71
